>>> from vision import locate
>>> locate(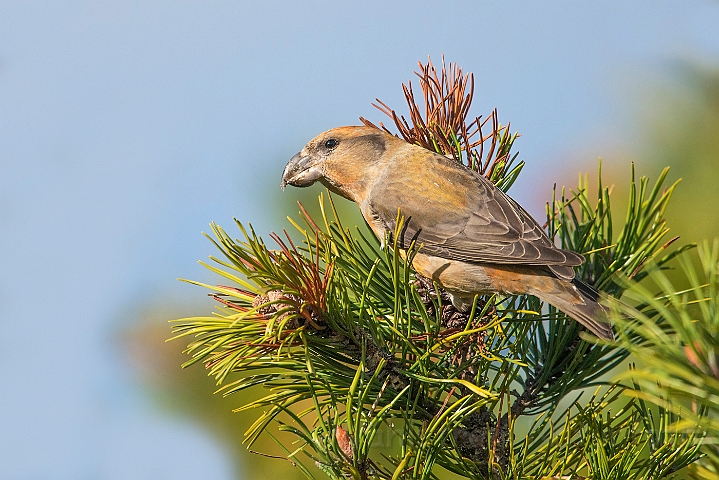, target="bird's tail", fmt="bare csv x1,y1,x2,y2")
531,279,615,341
